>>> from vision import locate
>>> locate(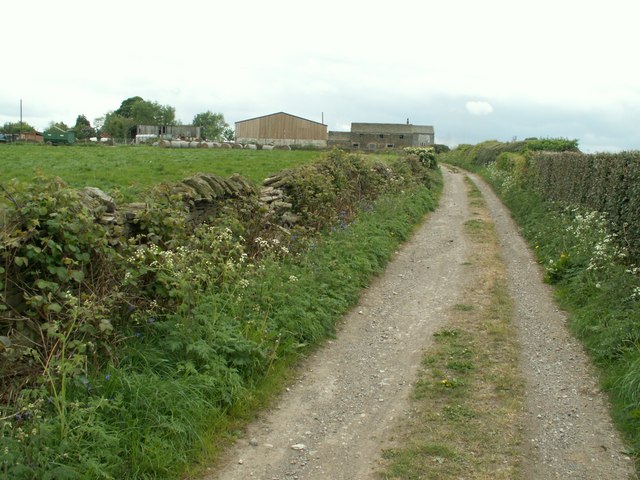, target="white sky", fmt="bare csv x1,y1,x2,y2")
2,0,639,152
